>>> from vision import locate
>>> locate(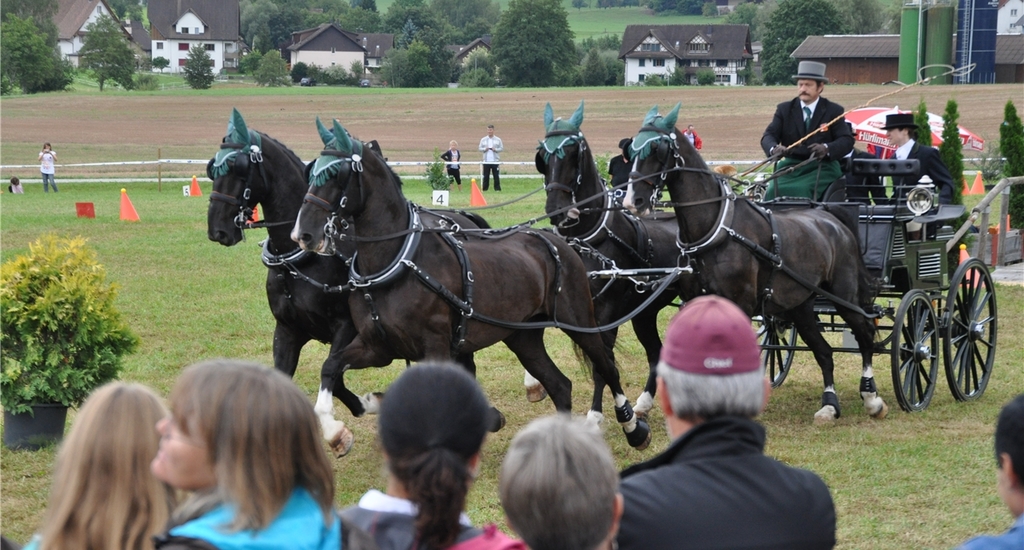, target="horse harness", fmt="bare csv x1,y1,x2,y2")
639,125,877,318
208,131,275,233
